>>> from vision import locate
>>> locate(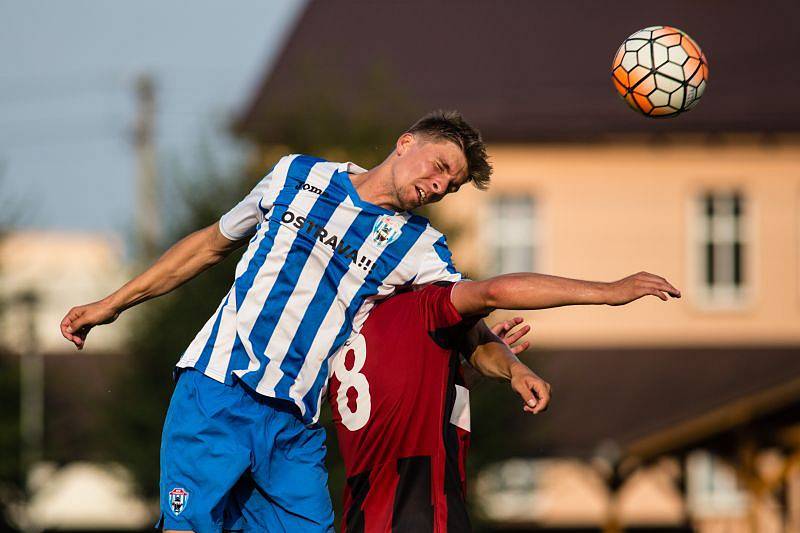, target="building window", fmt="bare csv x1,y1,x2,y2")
486,196,535,275
694,191,748,306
